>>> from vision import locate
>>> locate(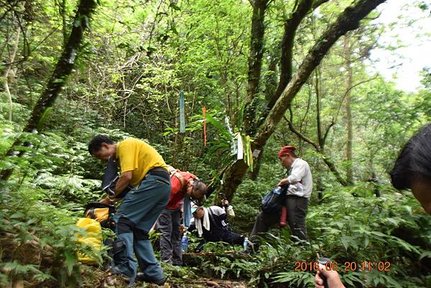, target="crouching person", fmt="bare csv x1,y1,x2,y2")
88,135,170,285
157,168,207,266
189,205,250,252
